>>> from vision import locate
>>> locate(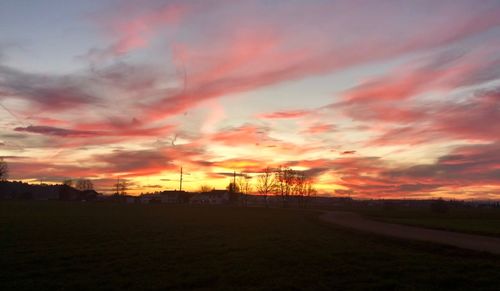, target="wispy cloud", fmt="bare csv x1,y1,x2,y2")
1,0,499,197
